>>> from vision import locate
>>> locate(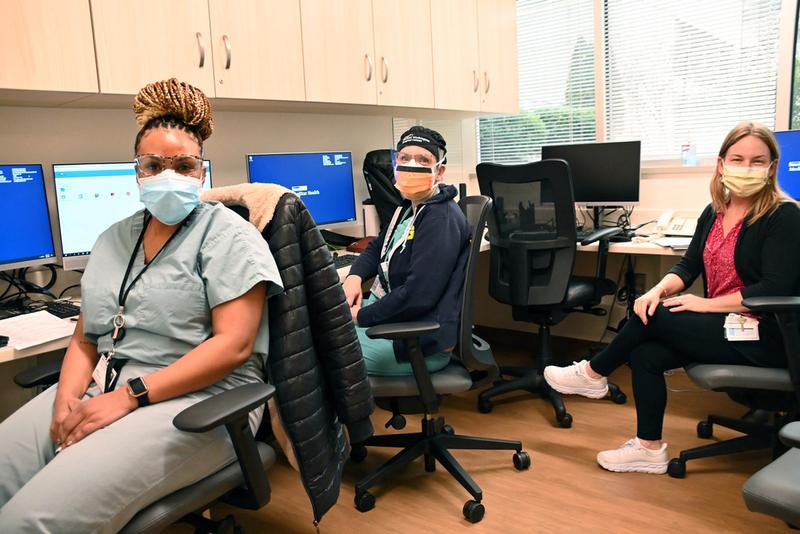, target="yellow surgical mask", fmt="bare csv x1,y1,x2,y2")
721,164,770,197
